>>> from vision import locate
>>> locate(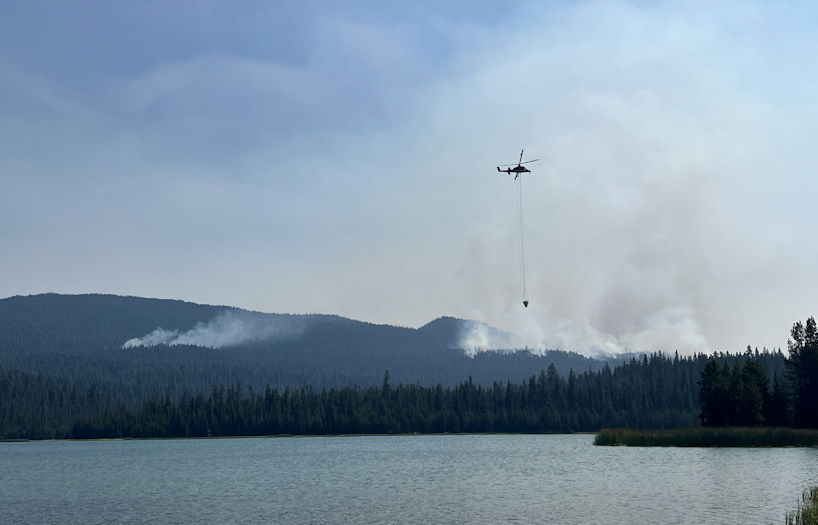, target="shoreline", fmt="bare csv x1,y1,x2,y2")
595,426,818,447
1,431,598,443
